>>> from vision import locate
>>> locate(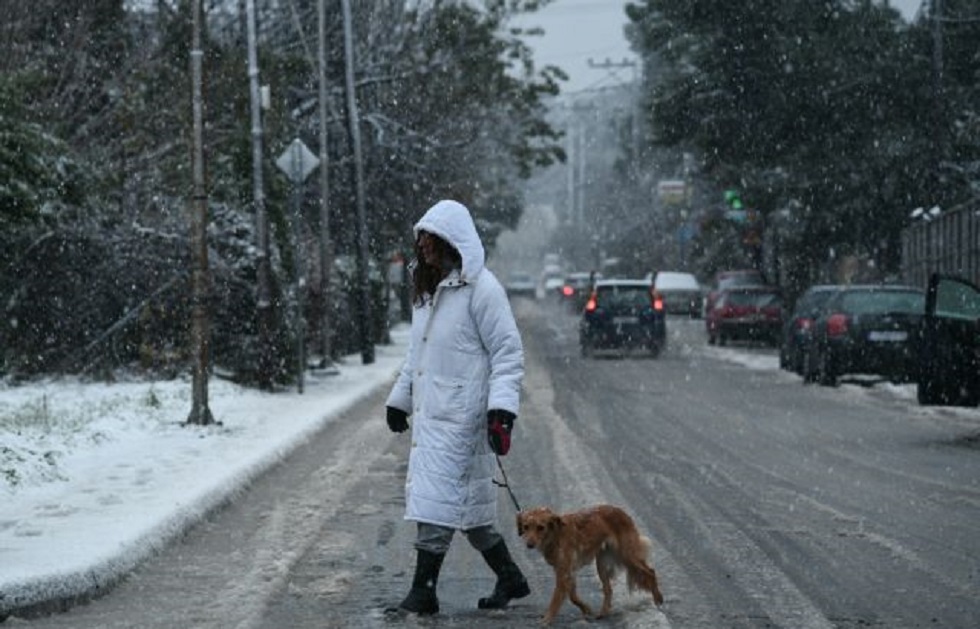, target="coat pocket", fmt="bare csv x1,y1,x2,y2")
428,375,467,420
